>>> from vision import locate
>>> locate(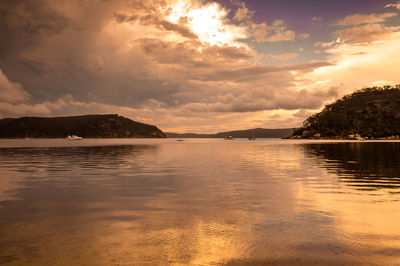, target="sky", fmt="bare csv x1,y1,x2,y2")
0,0,399,133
